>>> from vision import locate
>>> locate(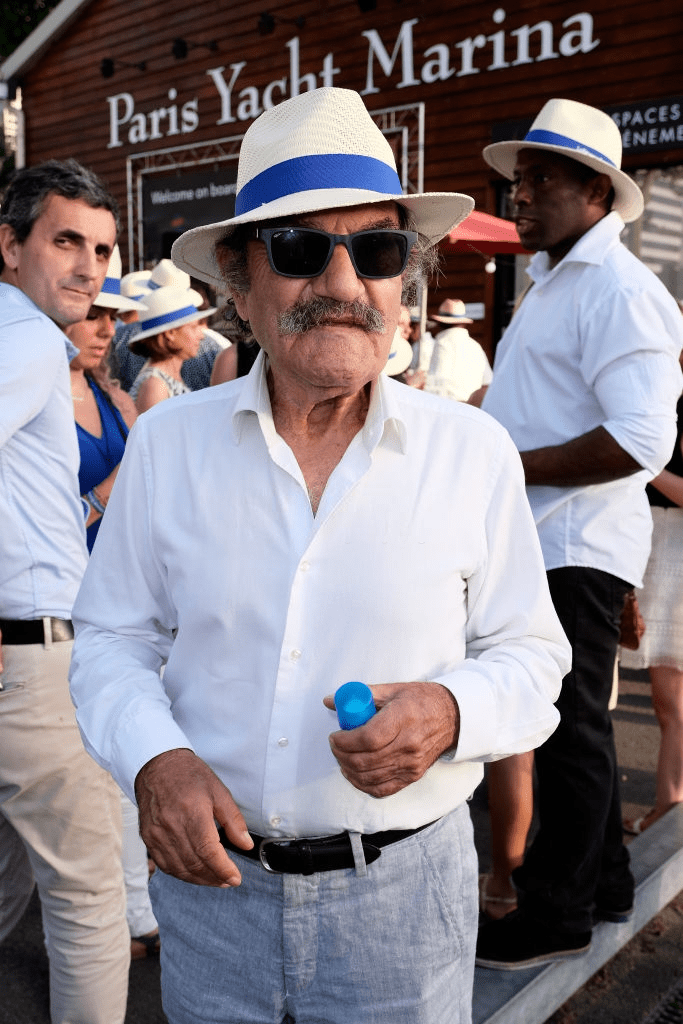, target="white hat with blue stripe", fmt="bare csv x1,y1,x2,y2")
483,97,643,223
171,87,474,288
383,329,413,377
121,269,152,301
95,246,146,311
129,285,216,343
149,258,192,290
